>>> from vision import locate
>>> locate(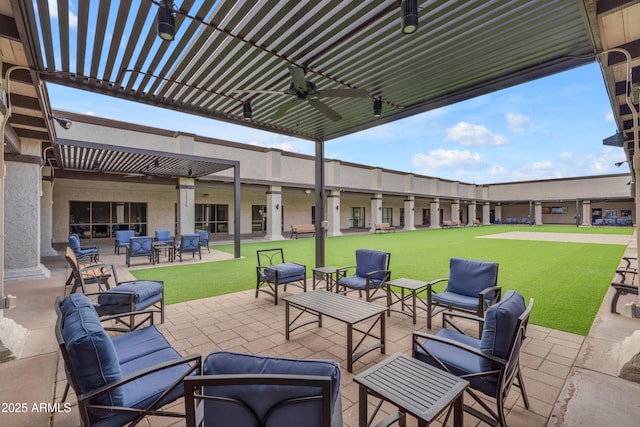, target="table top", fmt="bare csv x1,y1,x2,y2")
284,290,386,323
386,278,428,290
312,266,340,274
354,353,468,422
